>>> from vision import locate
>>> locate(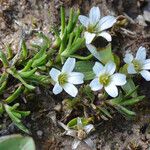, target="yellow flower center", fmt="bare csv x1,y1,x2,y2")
87,25,95,33
99,74,110,86
58,73,68,85
132,60,142,72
